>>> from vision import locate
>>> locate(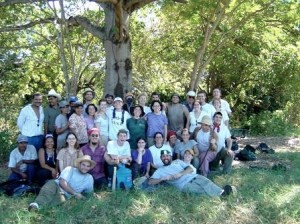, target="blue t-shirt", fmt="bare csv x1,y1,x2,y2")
131,149,153,173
